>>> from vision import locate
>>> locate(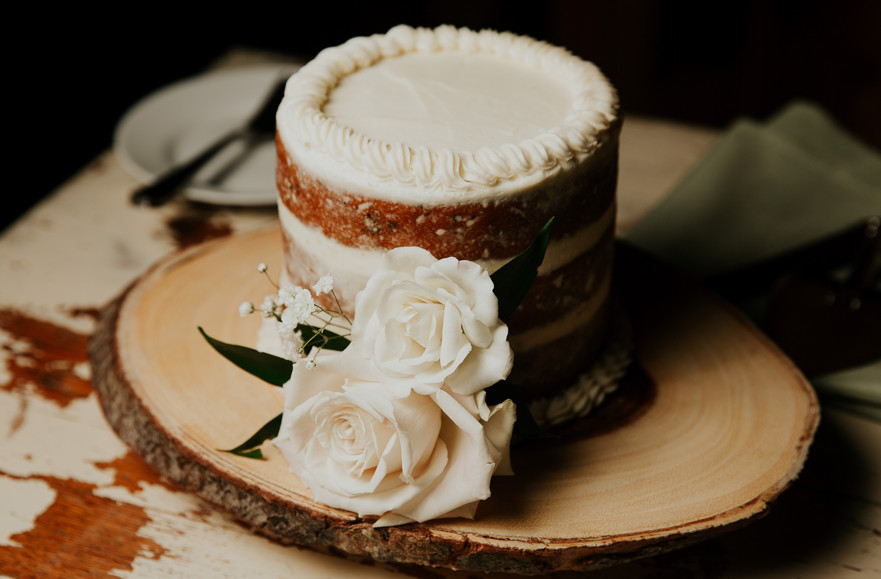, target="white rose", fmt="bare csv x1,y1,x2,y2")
272,351,516,526
350,247,513,398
